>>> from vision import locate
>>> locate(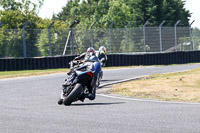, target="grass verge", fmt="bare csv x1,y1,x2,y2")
111,68,200,103
0,69,69,79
